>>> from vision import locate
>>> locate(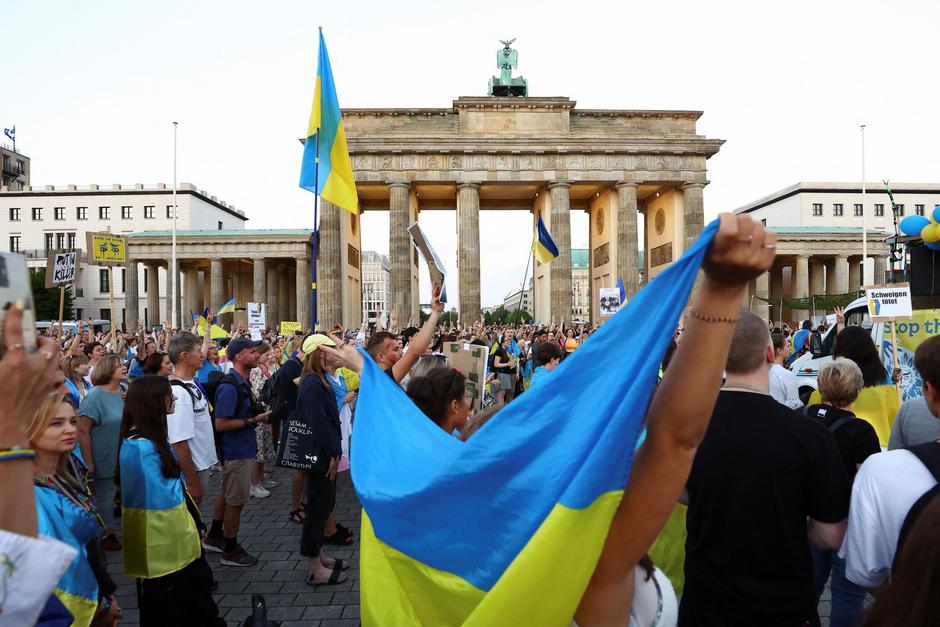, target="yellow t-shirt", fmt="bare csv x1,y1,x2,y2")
565,337,579,353
809,384,900,447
